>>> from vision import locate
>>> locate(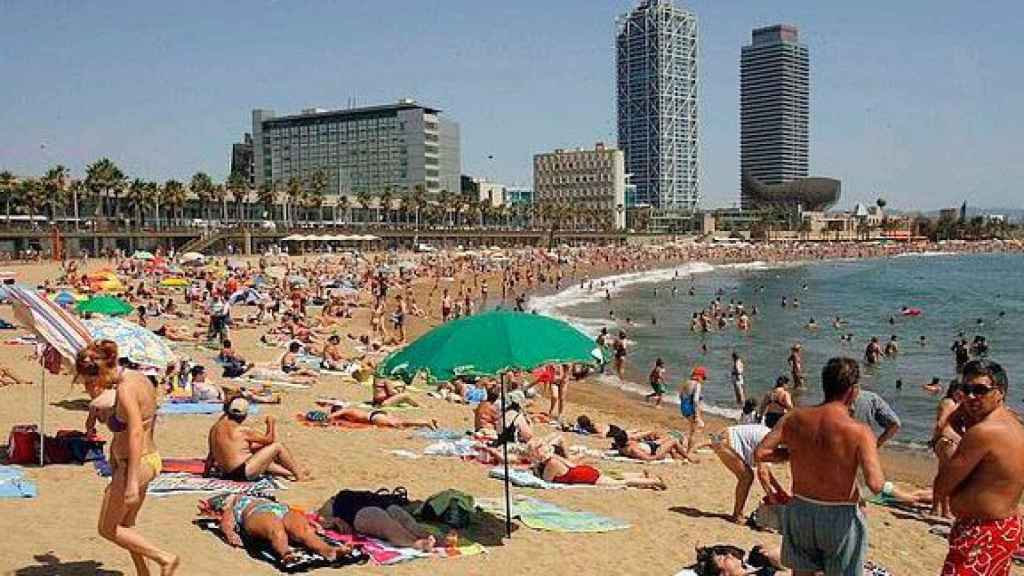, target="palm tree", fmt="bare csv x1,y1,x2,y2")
412,184,427,229
355,190,372,225
307,169,329,224
1,171,16,226
189,172,214,224
257,181,276,221
286,177,304,226
42,165,70,226
144,181,161,230
226,173,248,224
84,158,125,225
162,180,186,226
16,178,43,228
211,182,228,224
127,178,148,229
337,195,351,225
379,187,394,226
